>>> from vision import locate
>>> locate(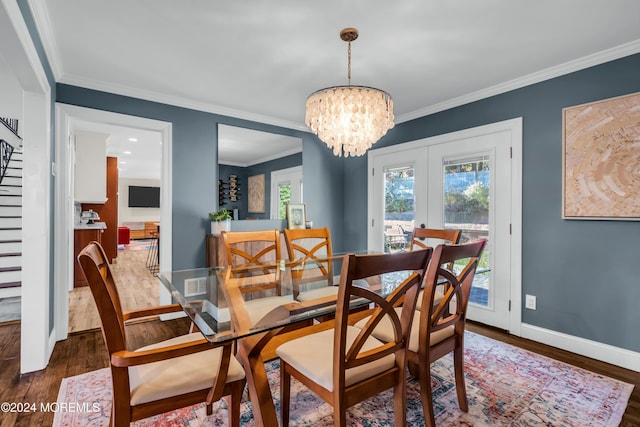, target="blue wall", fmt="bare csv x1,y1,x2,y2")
56,85,344,269
344,53,640,353
48,22,640,354
246,153,302,220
